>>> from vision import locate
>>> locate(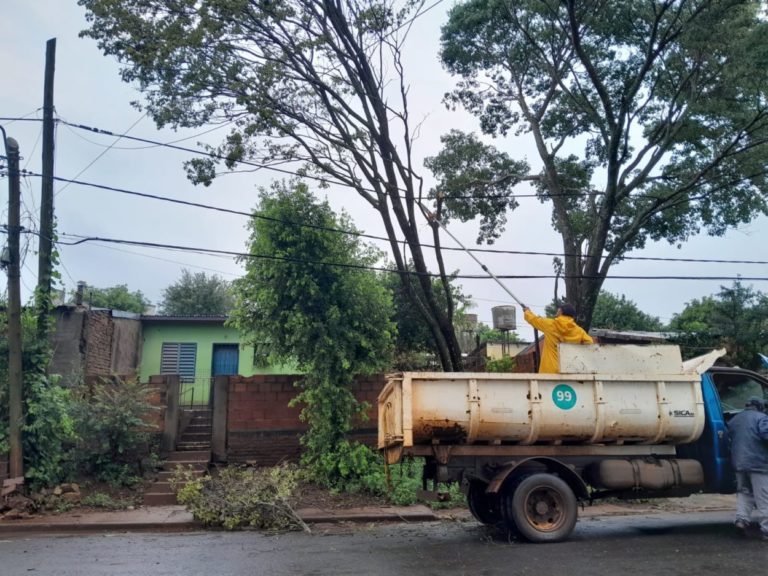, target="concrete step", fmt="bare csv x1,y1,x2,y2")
143,492,179,506
179,431,211,441
183,424,212,432
176,443,211,452
167,450,210,462
156,469,205,481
